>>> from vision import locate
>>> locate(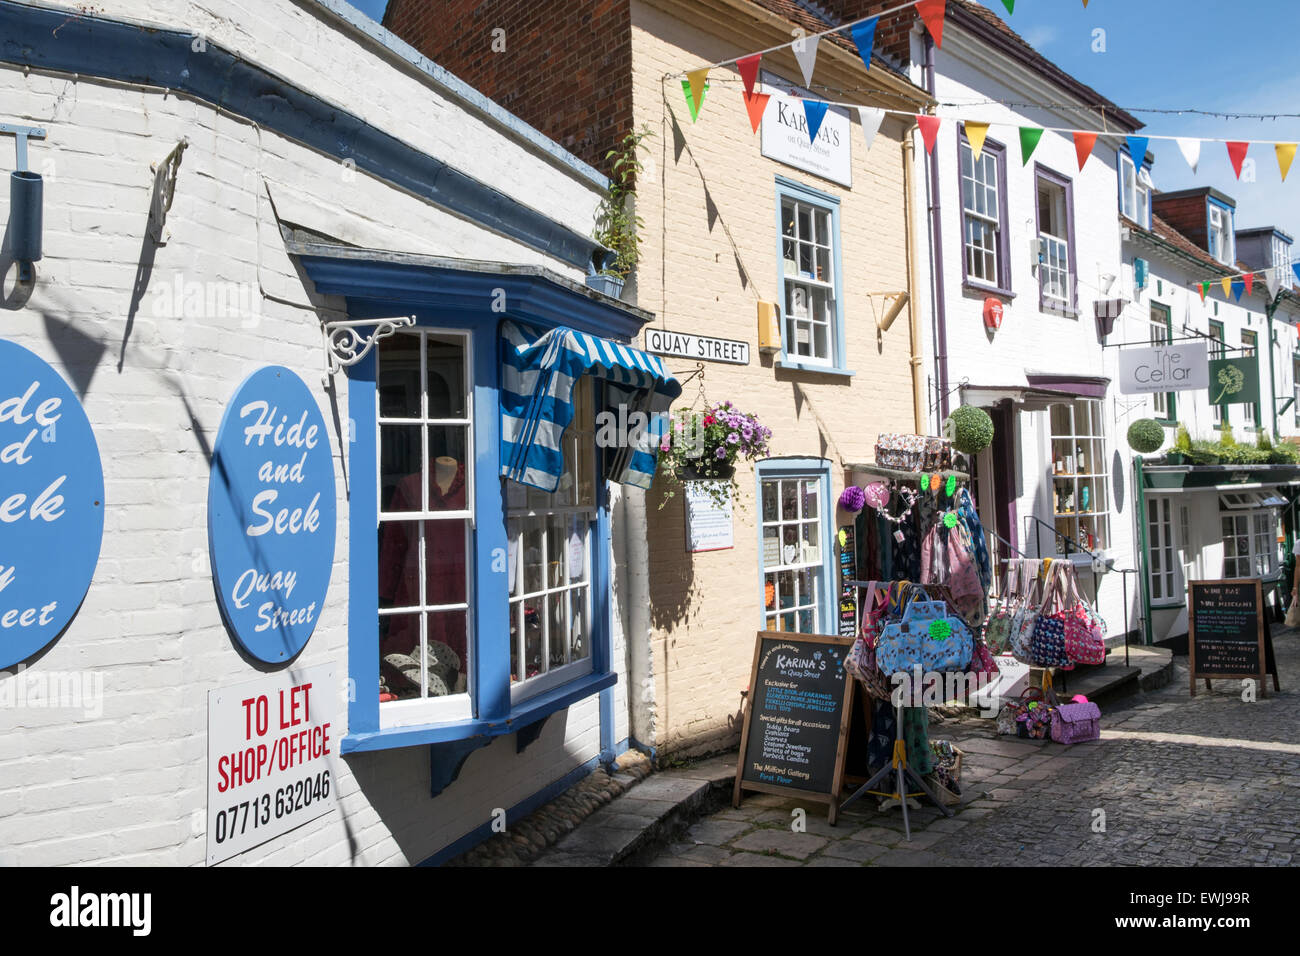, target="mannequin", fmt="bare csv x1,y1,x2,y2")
435,456,458,497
